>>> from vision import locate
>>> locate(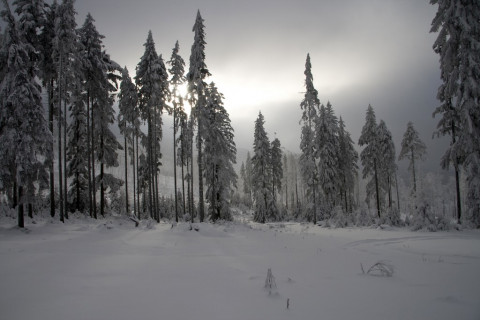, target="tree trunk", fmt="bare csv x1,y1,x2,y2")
136,135,140,219
181,141,186,219
132,132,137,219
124,135,129,214
87,93,93,218
58,58,64,223
63,99,68,219
411,147,417,194
17,185,24,228
91,100,97,219
313,180,316,225
197,135,204,222
173,104,178,223
49,79,55,218
374,158,380,219
395,171,400,211
100,131,104,217
451,122,462,223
